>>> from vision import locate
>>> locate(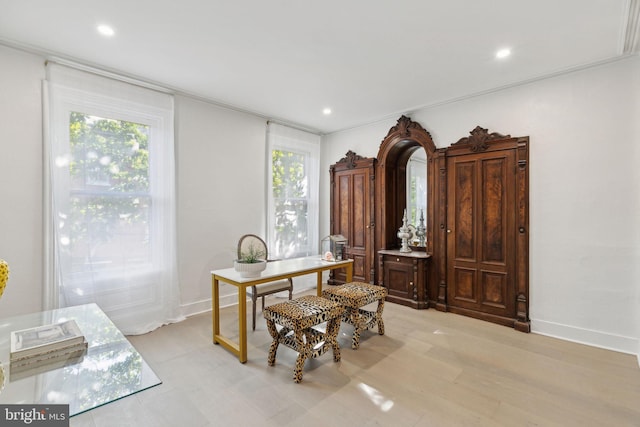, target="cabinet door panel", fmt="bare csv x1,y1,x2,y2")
337,175,351,238
350,253,367,282
481,270,508,310
385,261,412,299
447,150,516,318
454,161,476,261
481,158,507,265
452,267,476,303
352,173,367,249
